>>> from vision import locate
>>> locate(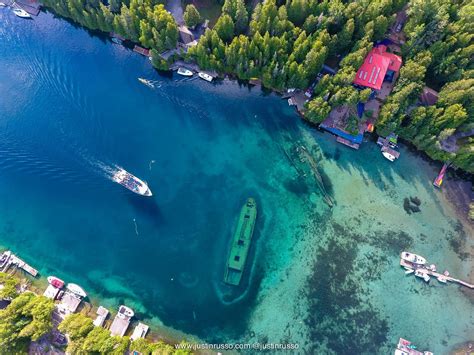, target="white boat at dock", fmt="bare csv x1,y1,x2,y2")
177,67,193,77
13,8,30,18
382,150,396,161
138,77,154,88
395,338,433,355
414,269,430,282
198,72,213,82
66,283,87,298
110,305,134,337
112,168,152,196
404,268,414,275
0,3,7,7
401,252,426,265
